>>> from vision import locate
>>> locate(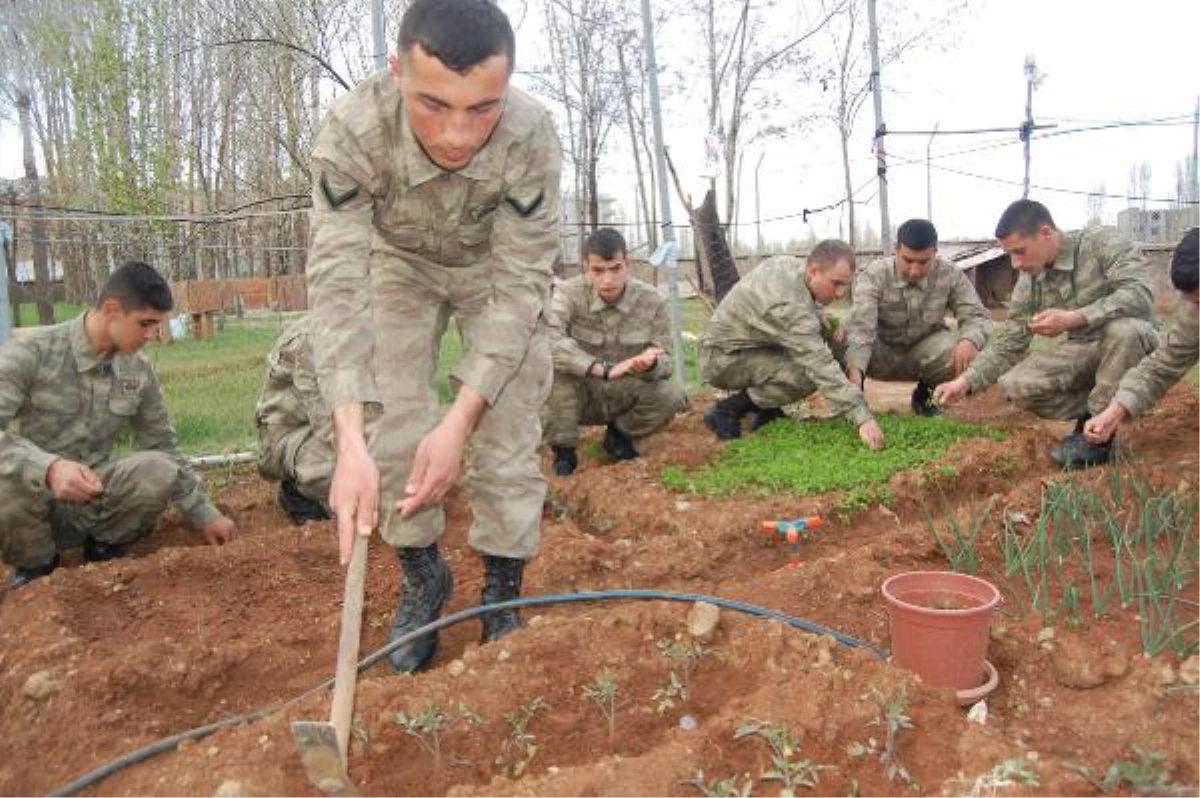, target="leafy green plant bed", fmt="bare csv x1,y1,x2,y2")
661,414,1005,499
